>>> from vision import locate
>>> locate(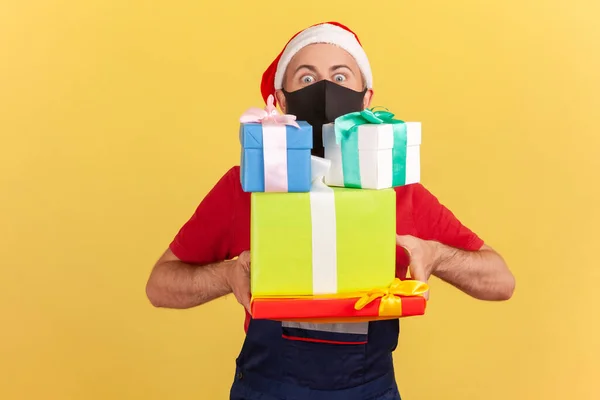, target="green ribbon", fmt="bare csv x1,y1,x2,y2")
334,108,408,188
